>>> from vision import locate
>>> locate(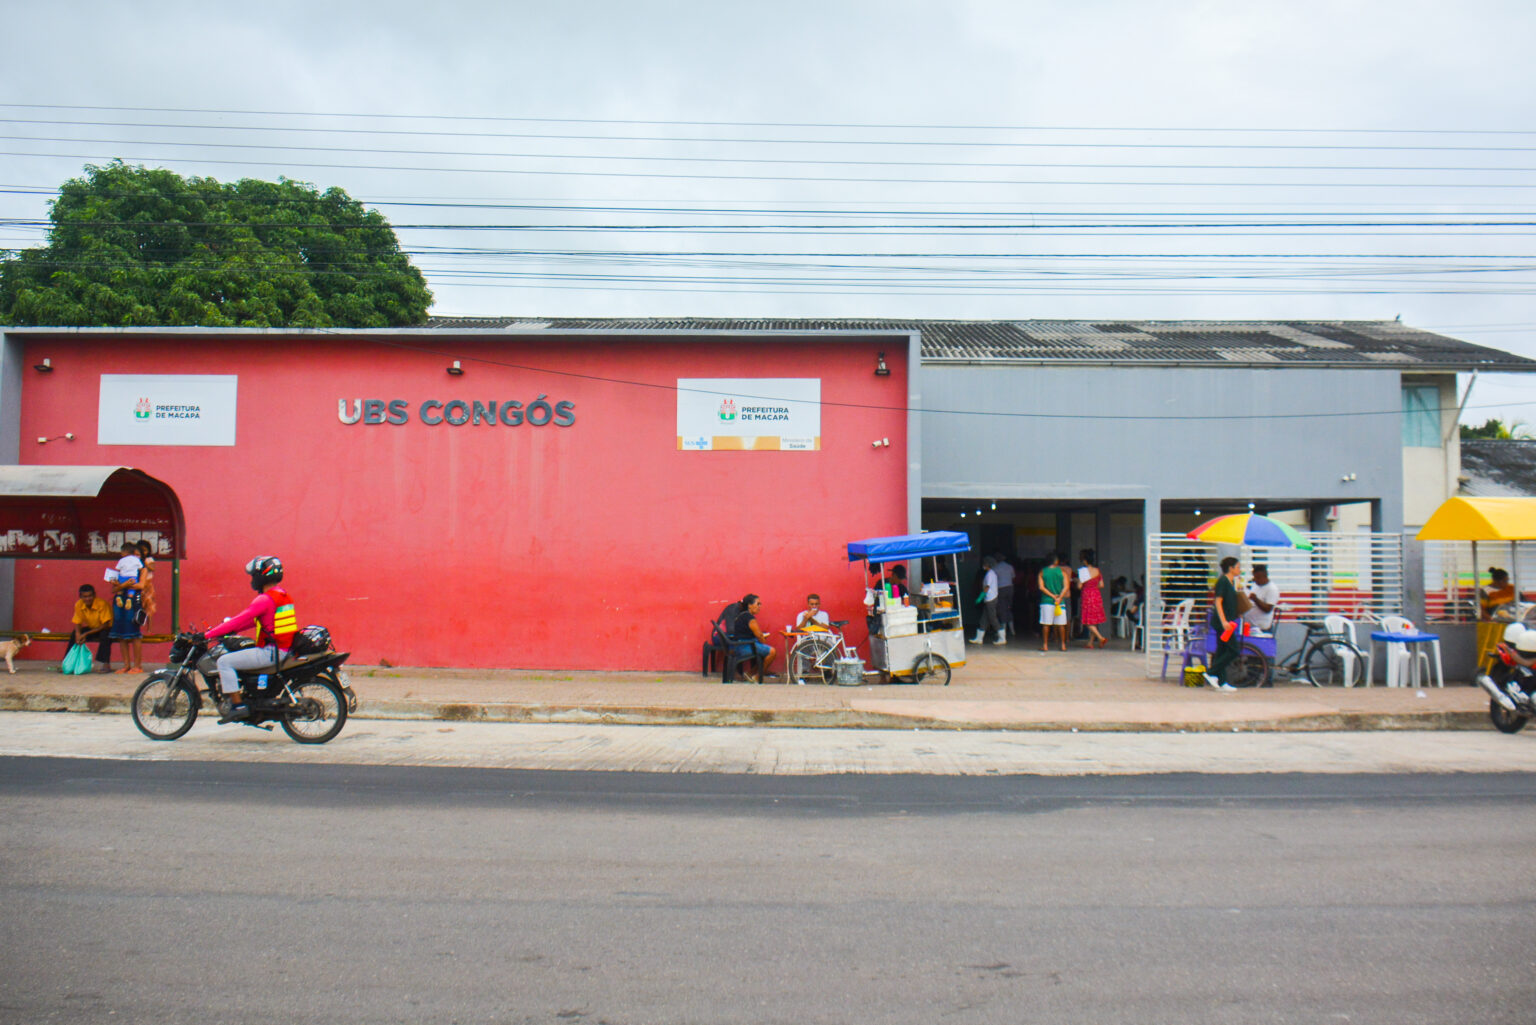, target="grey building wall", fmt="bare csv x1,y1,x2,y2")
918,364,1404,531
